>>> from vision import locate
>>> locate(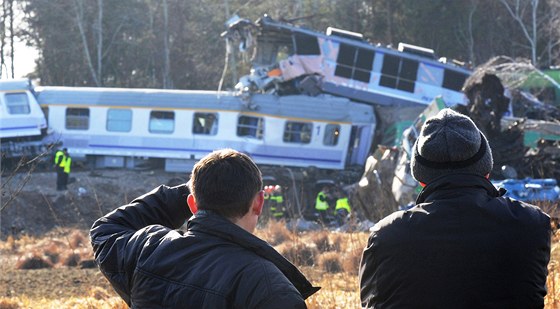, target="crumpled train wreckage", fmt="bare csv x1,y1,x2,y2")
222,15,559,226
362,57,560,223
